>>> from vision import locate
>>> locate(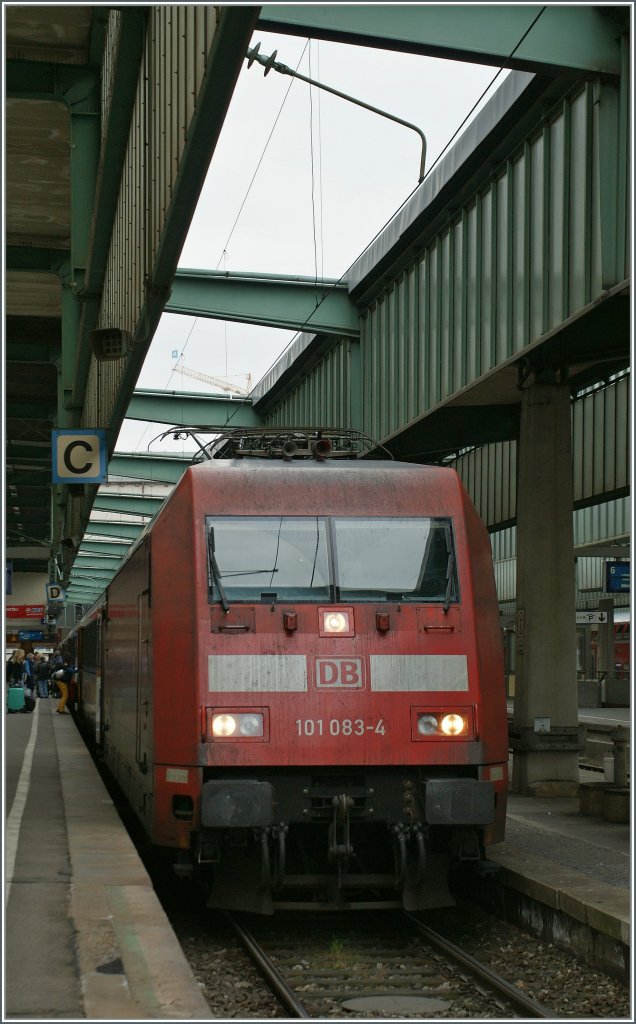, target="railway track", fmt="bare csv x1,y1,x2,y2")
225,909,556,1019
